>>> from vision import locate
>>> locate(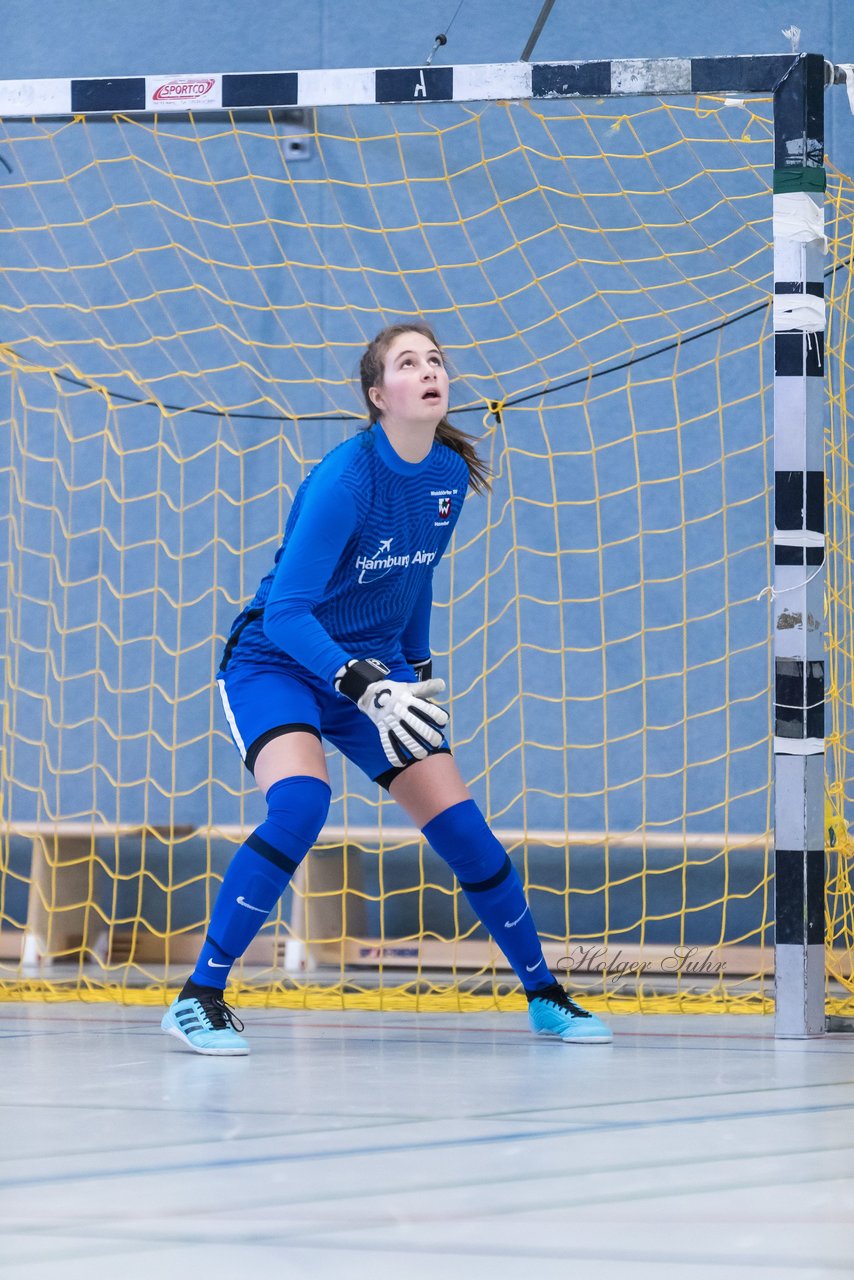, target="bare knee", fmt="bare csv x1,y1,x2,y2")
388,753,470,827
252,731,329,796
